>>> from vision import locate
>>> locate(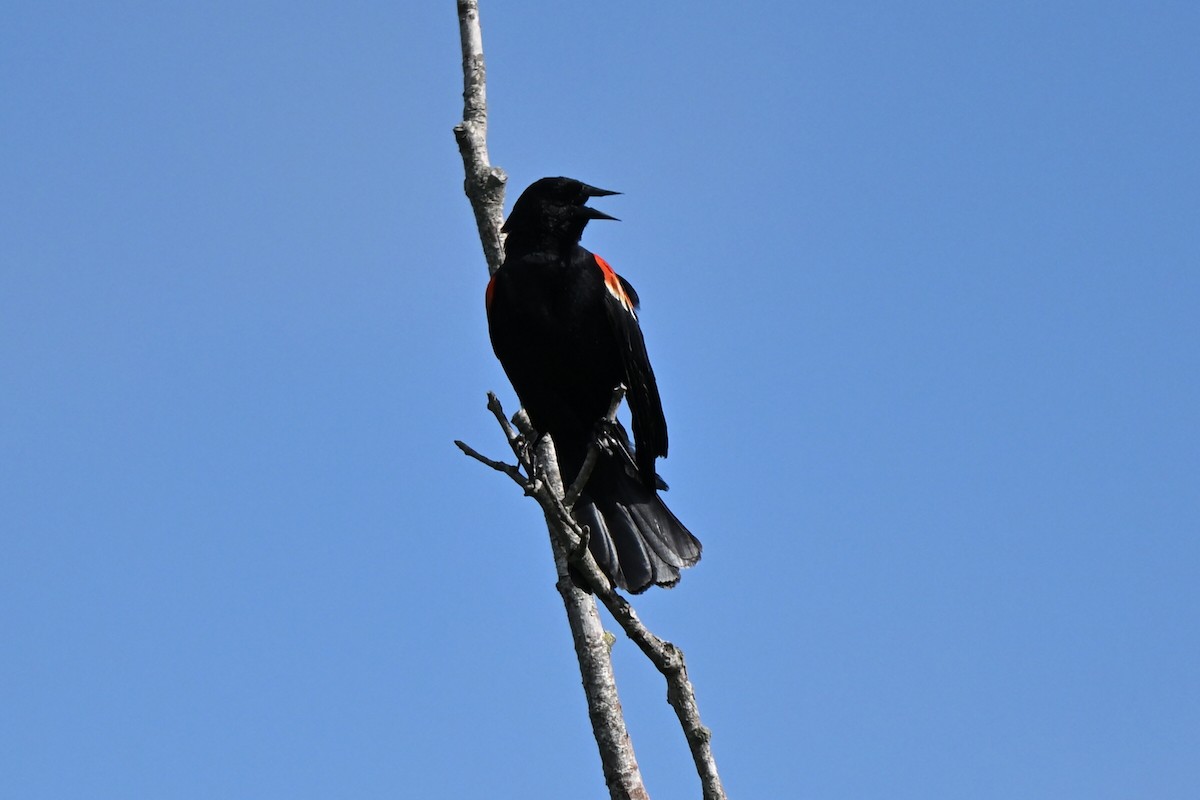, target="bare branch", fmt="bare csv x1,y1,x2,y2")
536,435,650,800
539,427,725,798
460,397,648,798
461,394,727,799
453,439,527,488
453,0,506,274
594,593,726,800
